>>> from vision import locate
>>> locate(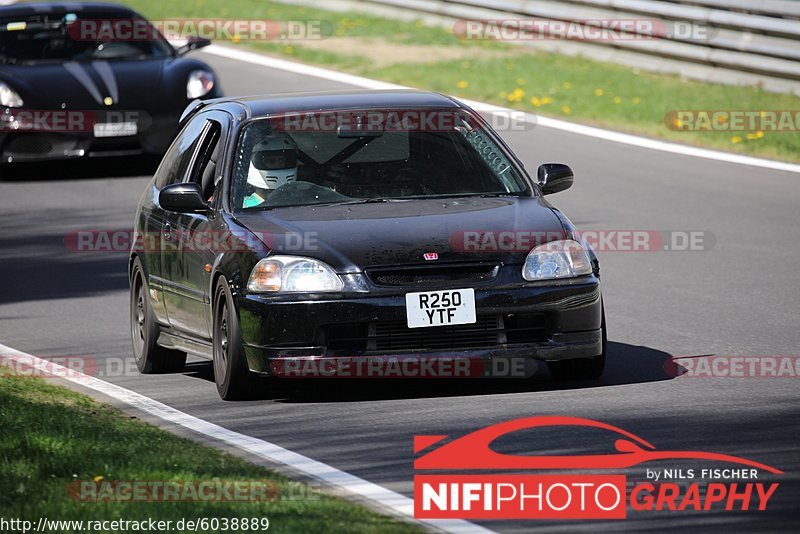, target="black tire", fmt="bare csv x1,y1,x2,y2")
130,257,186,374
547,306,607,381
213,277,259,400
